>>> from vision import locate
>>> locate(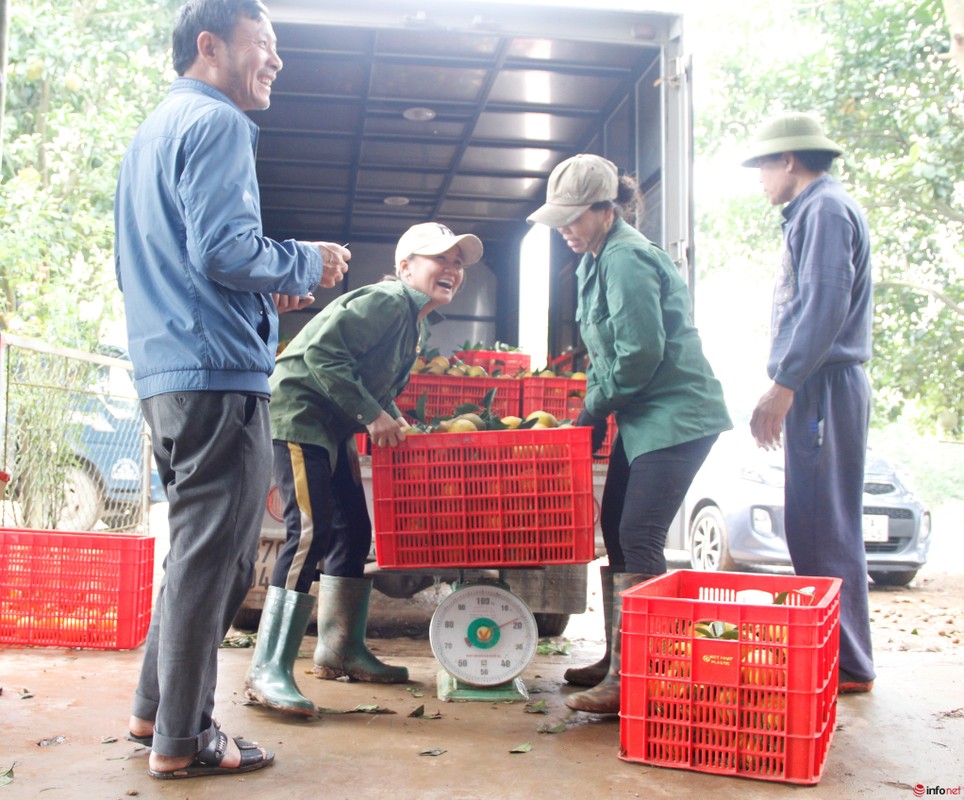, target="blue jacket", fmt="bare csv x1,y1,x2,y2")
769,175,873,390
114,78,323,399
